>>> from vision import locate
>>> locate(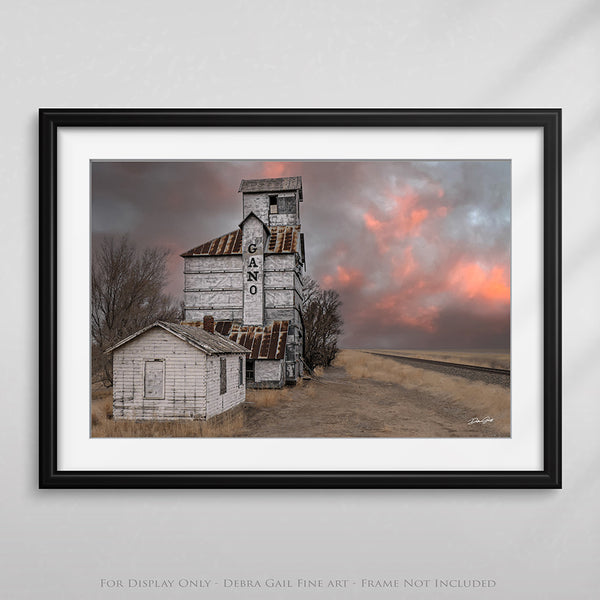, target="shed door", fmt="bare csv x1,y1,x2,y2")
144,360,165,399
